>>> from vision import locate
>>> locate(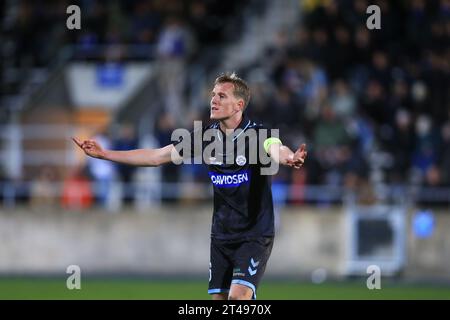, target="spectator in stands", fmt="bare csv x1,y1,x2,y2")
329,79,357,120
386,109,415,184
156,16,195,125
113,124,139,204
313,104,352,185
129,1,162,45
61,164,93,211
86,127,116,210
30,166,58,209
439,120,450,186
411,115,440,184
328,25,352,80
154,112,181,203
